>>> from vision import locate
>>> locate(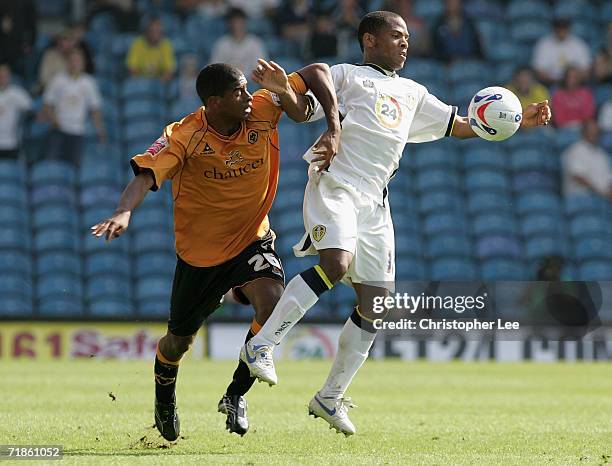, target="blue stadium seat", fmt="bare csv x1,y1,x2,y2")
82,231,129,254
395,256,426,280
135,252,176,278
132,229,174,254
565,195,609,217
34,229,78,253
578,261,612,280
30,160,76,186
138,297,170,318
431,258,477,280
484,39,519,62
510,148,555,172
464,169,510,192
472,213,518,236
80,157,122,186
467,192,512,214
32,204,76,231
121,77,164,100
86,275,132,300
426,235,471,258
416,169,460,193
38,296,83,316
395,235,423,257
506,0,551,20
0,159,26,183
448,60,490,83
569,215,611,238
30,184,76,207
553,0,594,20
450,82,483,110
37,273,82,300
503,128,551,151
516,192,562,215
0,274,32,296
409,146,459,171
574,238,612,262
84,252,131,278
0,296,33,317
90,297,134,317
475,235,522,259
400,59,445,83
124,120,162,143
123,98,165,121
0,251,31,277
278,167,308,188
510,21,551,44
512,171,557,192
414,0,444,20
520,214,564,237
525,236,568,261
602,2,612,22
554,127,581,151
0,181,28,206
0,227,29,250
391,210,419,233
80,185,121,208
419,191,463,214
275,209,305,234
135,276,172,301
37,251,81,276
129,206,172,232
462,147,507,171
81,206,117,229
0,205,28,227
481,259,526,280
423,213,468,236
